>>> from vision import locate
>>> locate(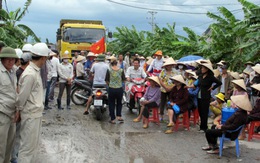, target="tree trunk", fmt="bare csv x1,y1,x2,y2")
0,0,2,10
